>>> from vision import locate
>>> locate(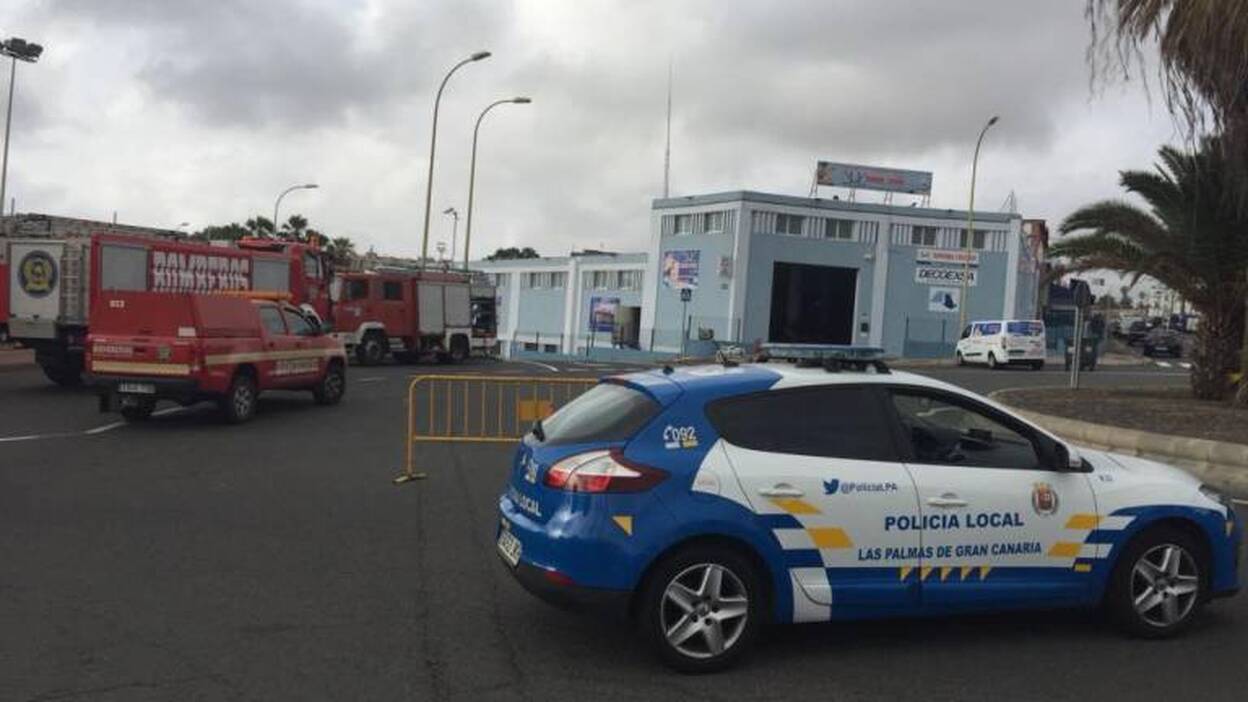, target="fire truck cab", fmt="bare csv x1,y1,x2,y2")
330,268,496,365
